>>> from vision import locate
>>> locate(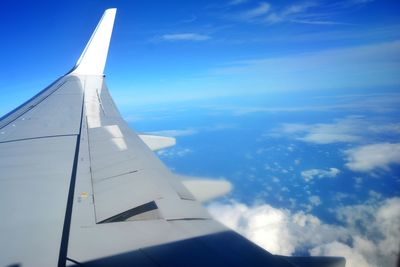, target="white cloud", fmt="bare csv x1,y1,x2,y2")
228,0,248,6
157,147,192,158
147,123,237,138
115,41,400,107
310,241,373,267
237,2,271,20
222,0,370,26
334,197,400,267
280,117,365,144
208,201,347,255
208,197,400,267
300,133,360,144
289,19,353,25
272,116,400,145
308,195,322,206
209,41,400,94
265,2,318,24
149,129,198,137
209,93,400,117
161,33,210,41
349,0,374,4
345,143,400,172
209,202,313,255
301,168,340,182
